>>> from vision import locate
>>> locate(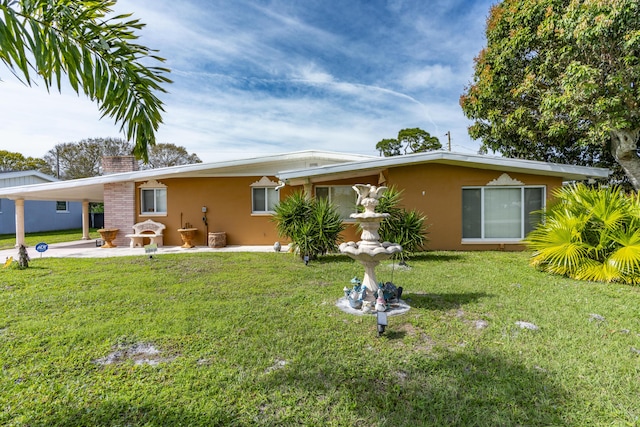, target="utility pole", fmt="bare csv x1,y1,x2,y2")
56,146,60,178
445,131,451,151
